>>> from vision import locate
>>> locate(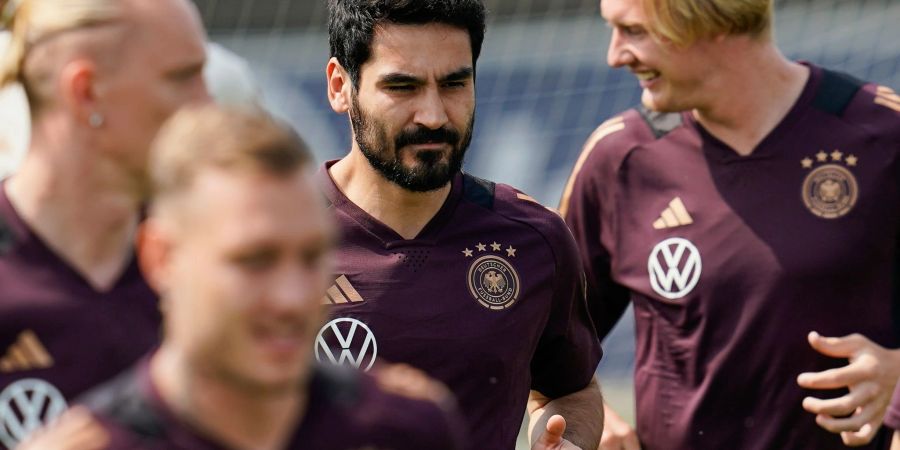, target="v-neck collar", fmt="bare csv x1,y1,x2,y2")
0,180,141,295
317,160,463,247
685,62,822,164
